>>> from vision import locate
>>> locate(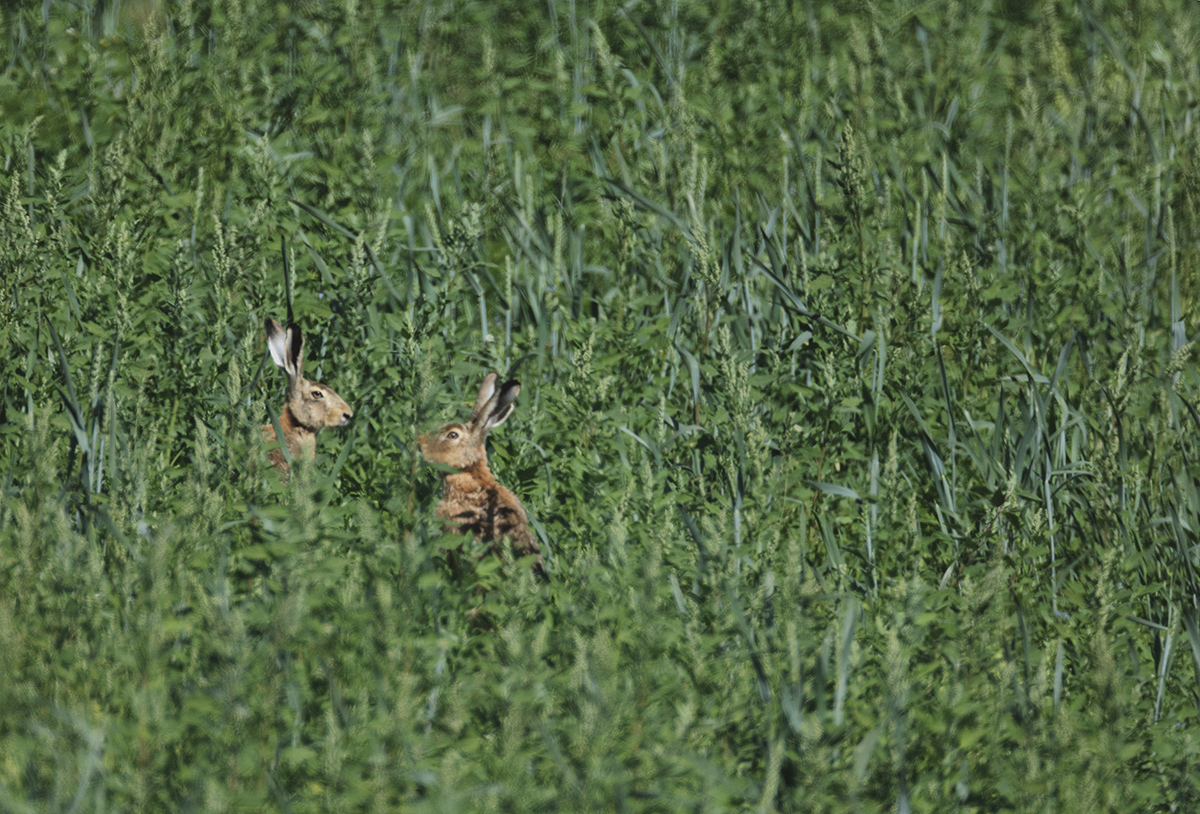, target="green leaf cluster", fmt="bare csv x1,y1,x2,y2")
3,0,1200,811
